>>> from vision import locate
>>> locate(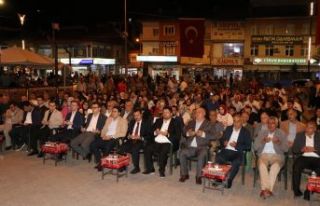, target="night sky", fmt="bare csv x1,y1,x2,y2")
0,0,310,41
